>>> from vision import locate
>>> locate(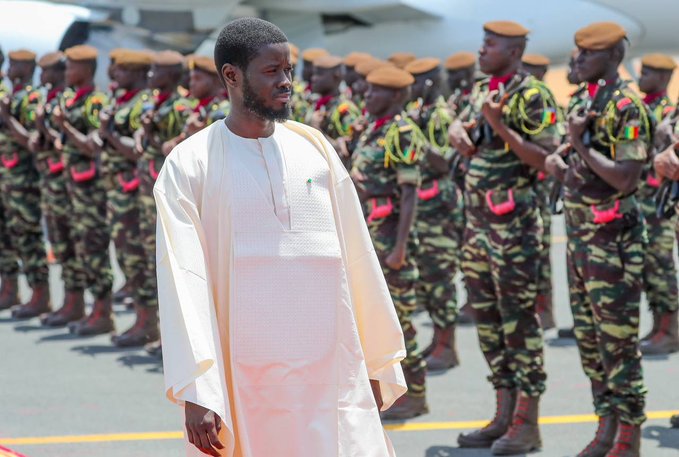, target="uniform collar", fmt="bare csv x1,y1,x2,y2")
643,90,667,105
372,115,394,132
67,86,95,108
489,72,515,92
116,88,141,106
314,94,335,111
46,86,63,103
155,91,173,108
194,95,215,113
